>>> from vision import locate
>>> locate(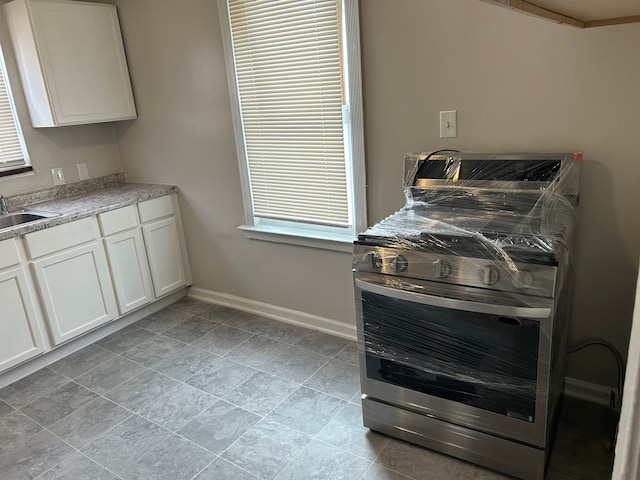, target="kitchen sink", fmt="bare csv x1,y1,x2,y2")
0,210,60,230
